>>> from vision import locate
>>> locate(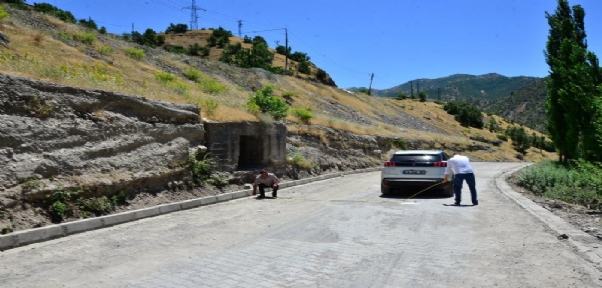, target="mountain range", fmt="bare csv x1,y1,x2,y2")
352,73,548,132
